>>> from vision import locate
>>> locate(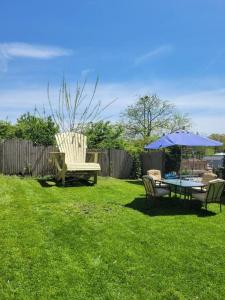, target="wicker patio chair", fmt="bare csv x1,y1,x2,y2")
142,175,171,206
192,171,218,193
202,171,217,184
192,179,225,212
147,169,168,188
